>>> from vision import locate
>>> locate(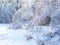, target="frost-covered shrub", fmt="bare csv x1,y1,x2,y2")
0,6,16,23
26,0,60,30
49,9,60,37
9,0,35,29
7,7,16,15
27,0,60,44
26,26,60,45
45,35,60,45
10,7,34,29
50,9,60,28
25,26,51,44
